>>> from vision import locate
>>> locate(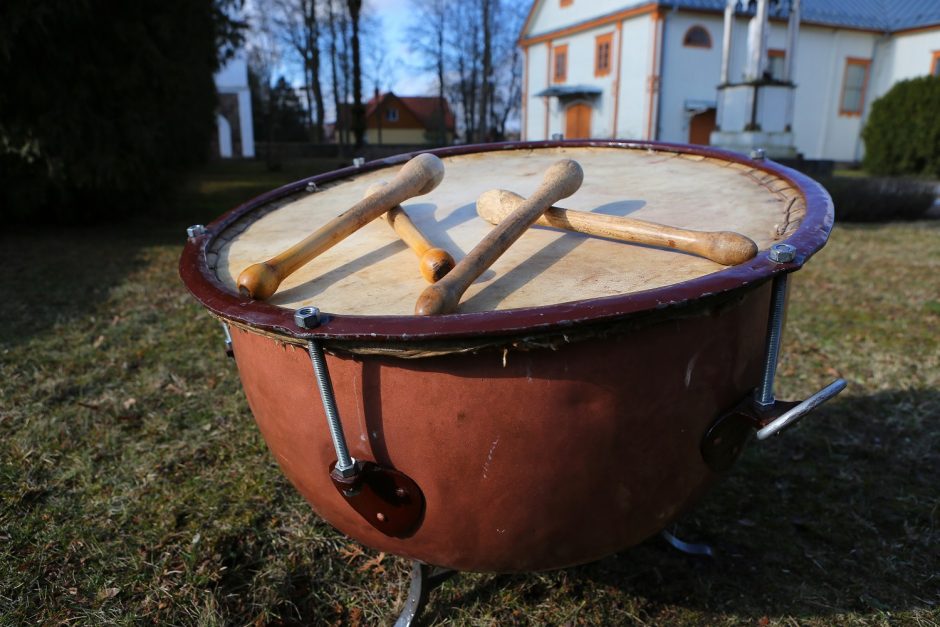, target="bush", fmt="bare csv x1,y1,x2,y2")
0,1,242,224
821,176,936,222
862,76,940,178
